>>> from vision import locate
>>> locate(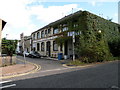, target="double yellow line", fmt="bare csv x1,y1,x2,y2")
1,58,41,79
